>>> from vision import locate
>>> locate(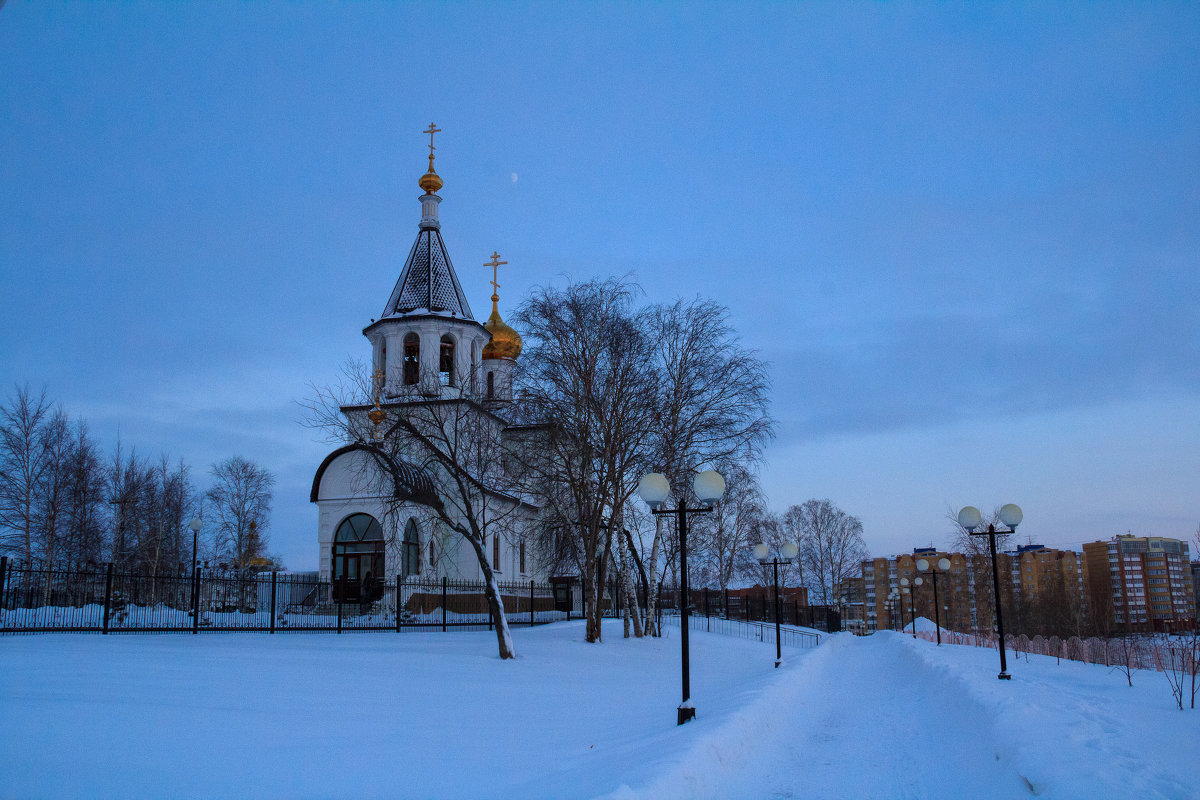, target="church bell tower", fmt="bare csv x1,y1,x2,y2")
362,125,521,402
